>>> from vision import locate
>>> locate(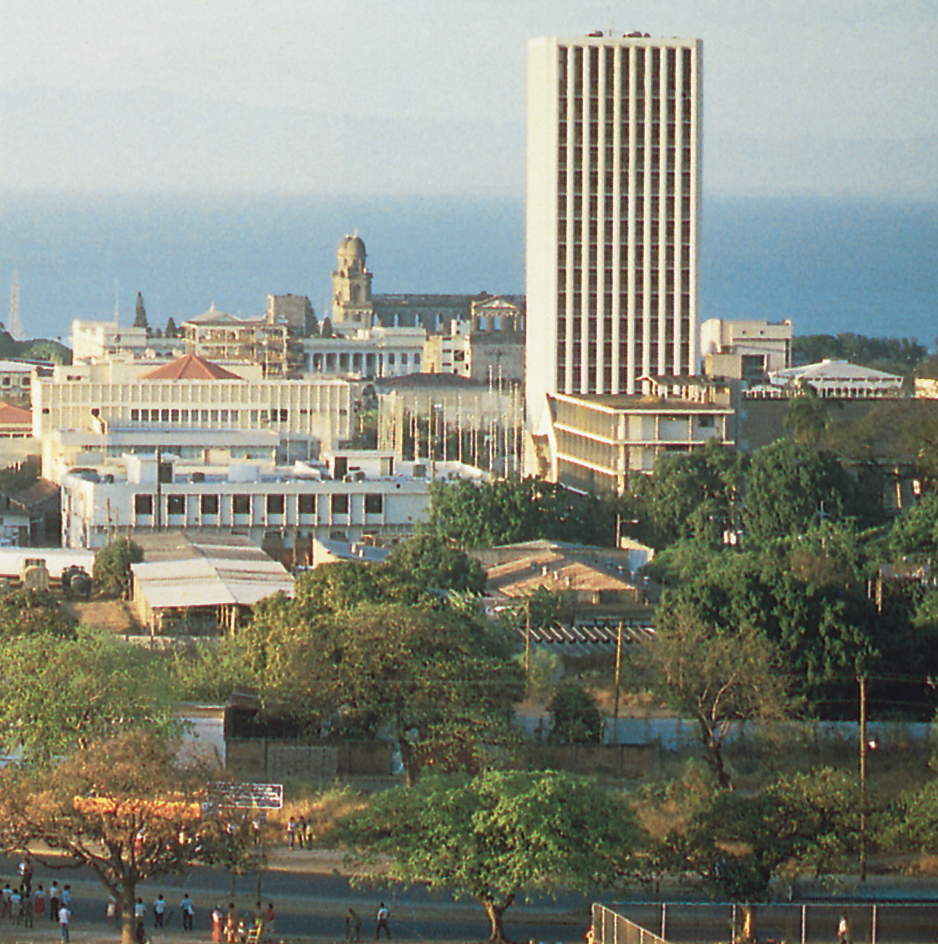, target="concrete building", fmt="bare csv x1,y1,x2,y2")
526,33,702,437
700,318,792,380
750,359,905,400
32,355,356,482
330,234,525,335
423,317,525,385
59,449,484,556
71,320,184,363
182,305,302,378
0,359,36,399
302,327,425,379
544,379,737,494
